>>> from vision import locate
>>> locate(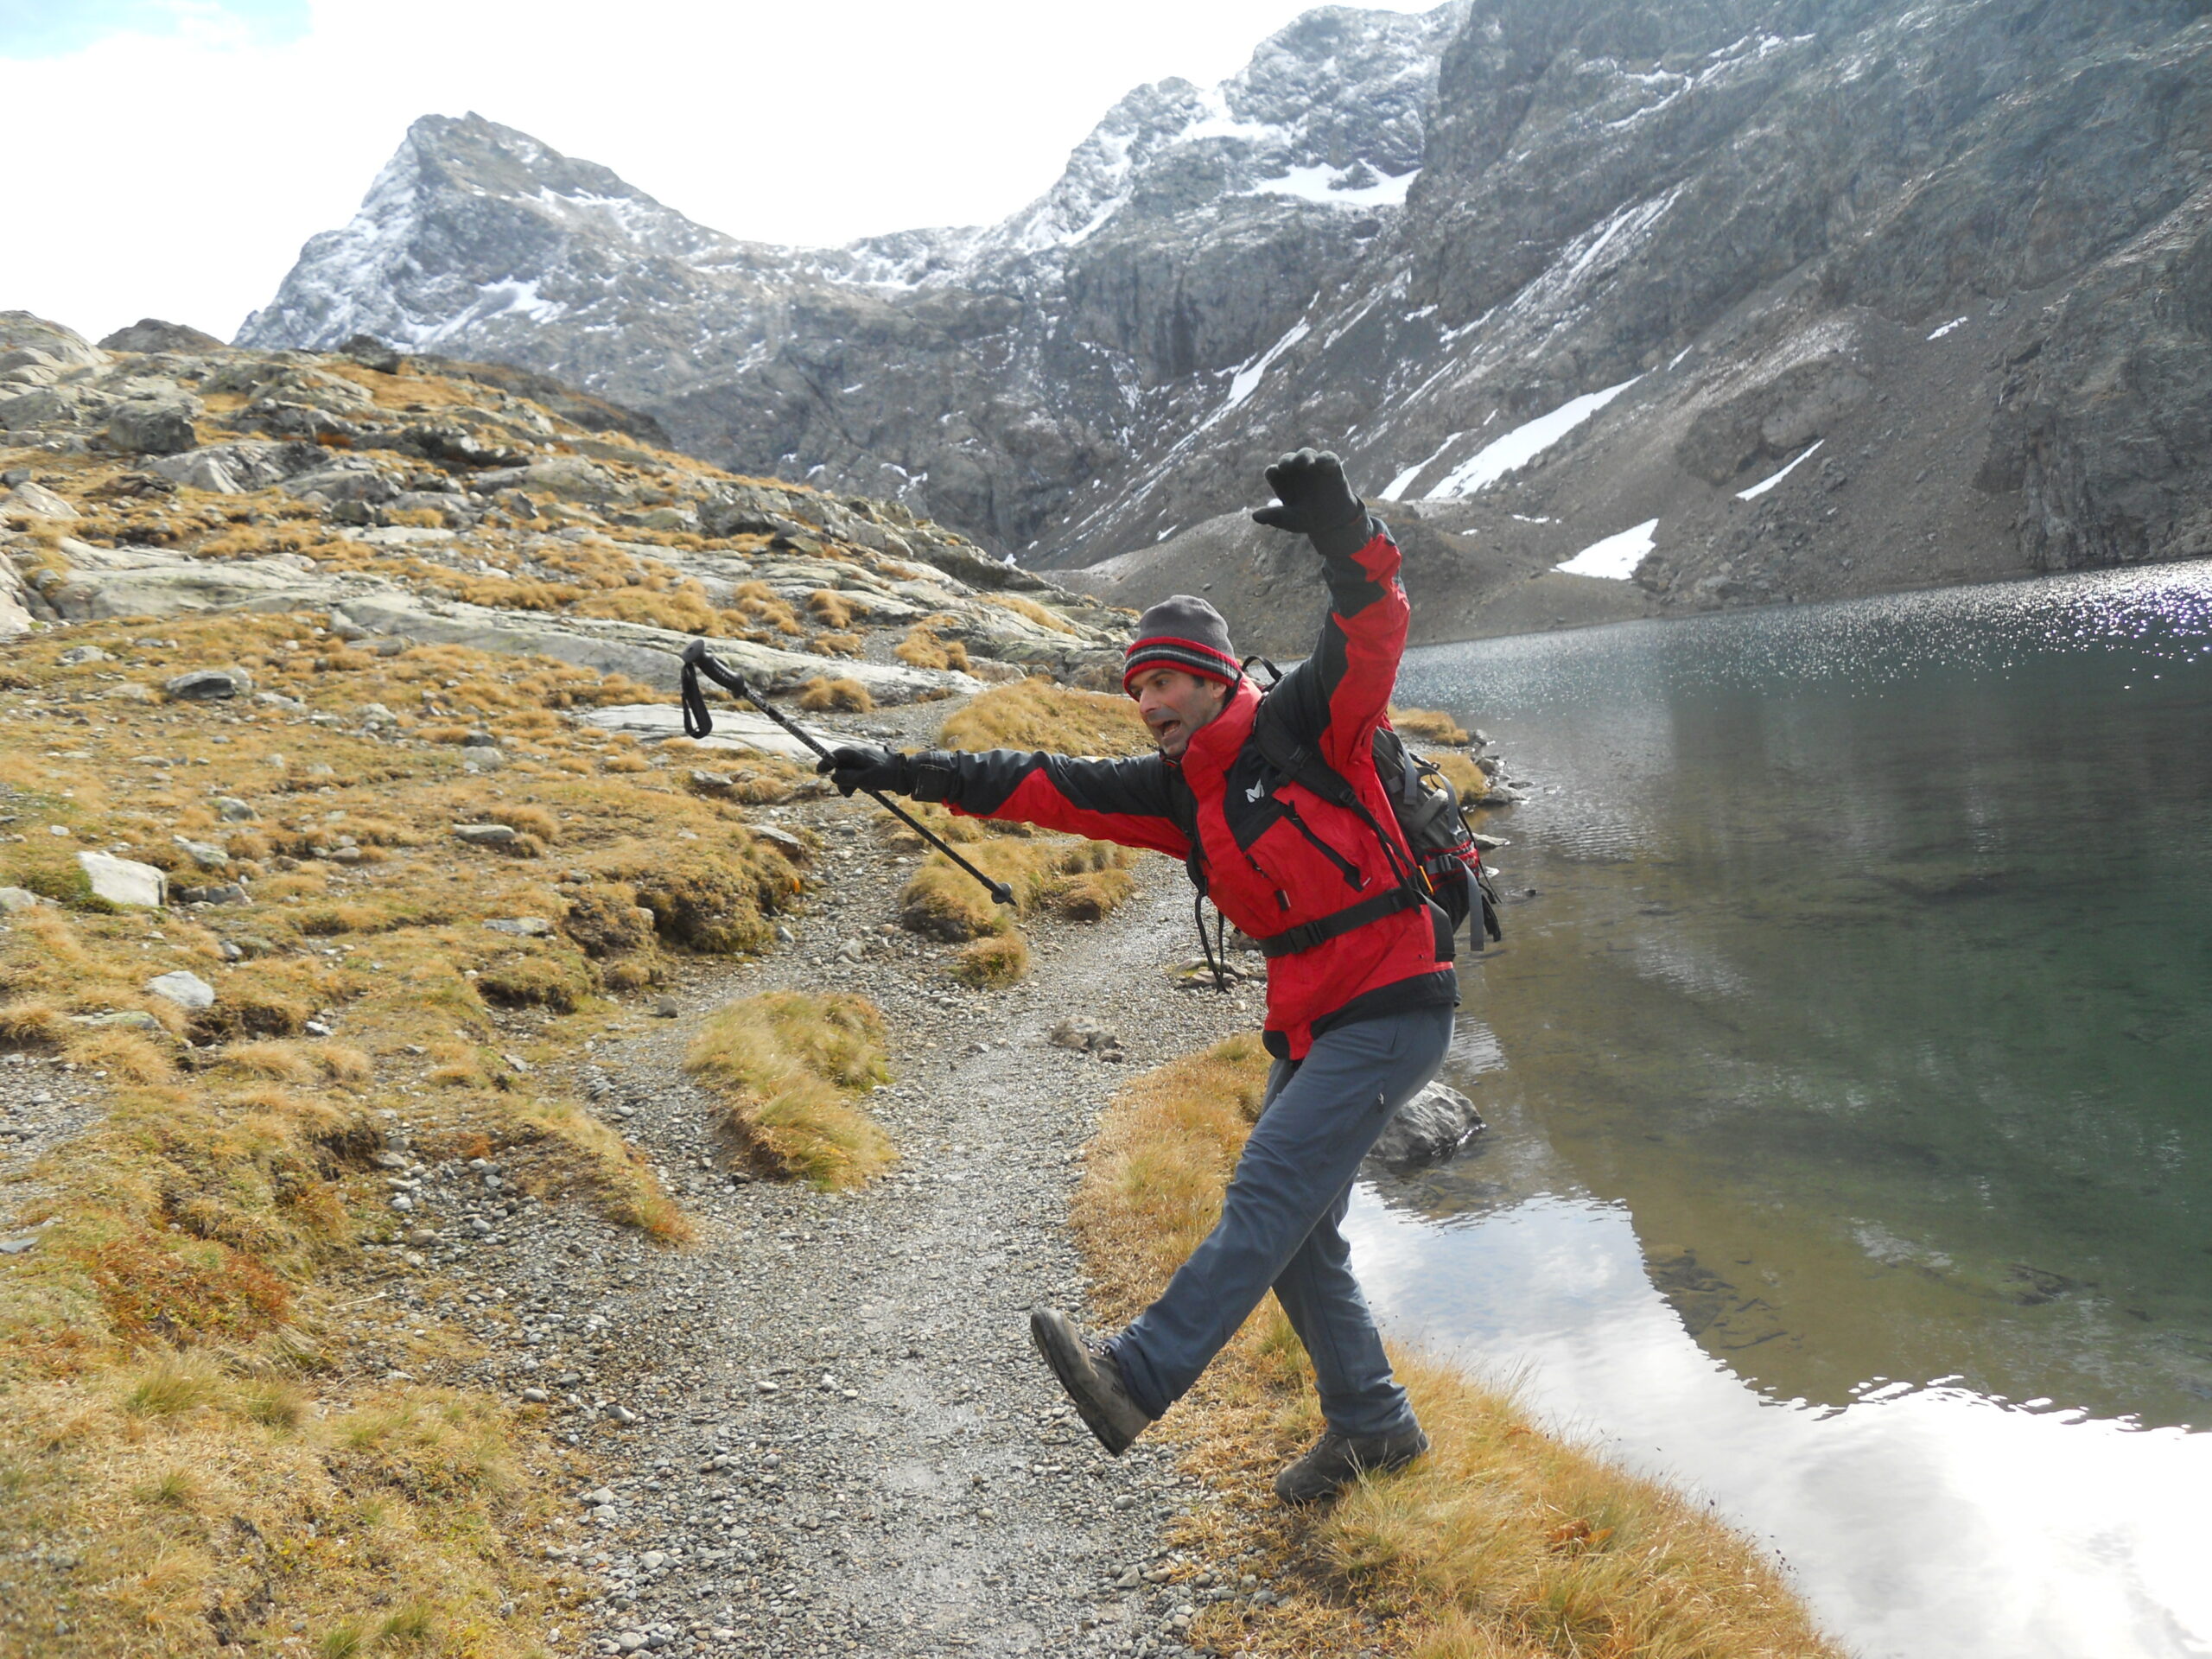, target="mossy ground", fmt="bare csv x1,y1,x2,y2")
1071,1037,1846,1659
0,609,836,1654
